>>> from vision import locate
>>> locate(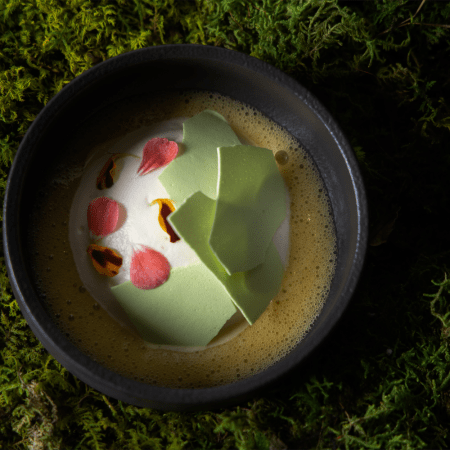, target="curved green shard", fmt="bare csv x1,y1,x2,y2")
168,191,284,325
209,145,287,274
158,110,241,203
110,264,237,347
